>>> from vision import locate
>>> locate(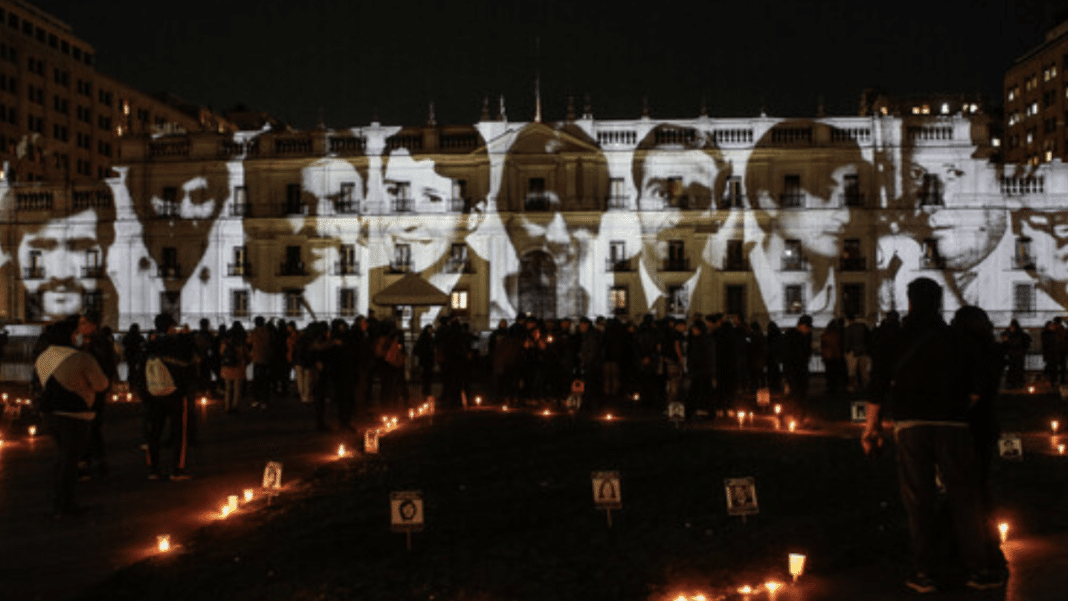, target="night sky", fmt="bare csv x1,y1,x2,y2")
28,0,1068,129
